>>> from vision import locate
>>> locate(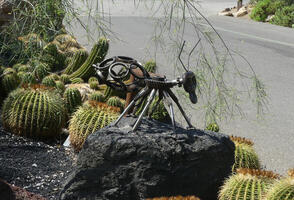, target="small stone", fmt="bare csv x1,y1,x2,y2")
233,6,248,17
218,11,233,17
266,15,275,22
32,163,37,167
